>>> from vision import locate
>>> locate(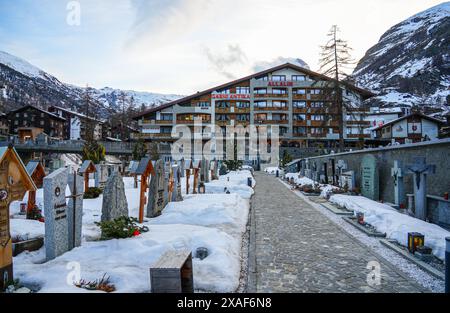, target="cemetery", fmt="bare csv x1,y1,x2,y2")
279,139,450,291
1,152,254,293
